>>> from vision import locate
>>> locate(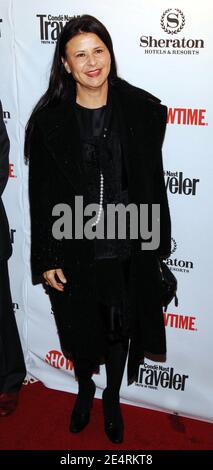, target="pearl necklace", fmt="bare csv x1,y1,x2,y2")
91,171,104,227
91,126,108,227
